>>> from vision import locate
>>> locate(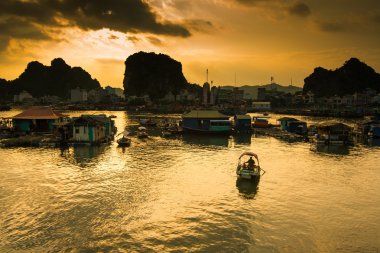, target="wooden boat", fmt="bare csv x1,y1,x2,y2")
137,126,148,139
116,131,131,147
236,152,265,180
117,136,131,146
